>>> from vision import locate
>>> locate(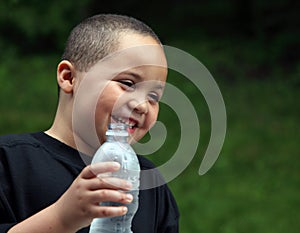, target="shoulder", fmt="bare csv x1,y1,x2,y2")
137,155,174,194
0,133,40,171
137,155,167,188
137,155,157,170
0,132,43,162
0,132,39,148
